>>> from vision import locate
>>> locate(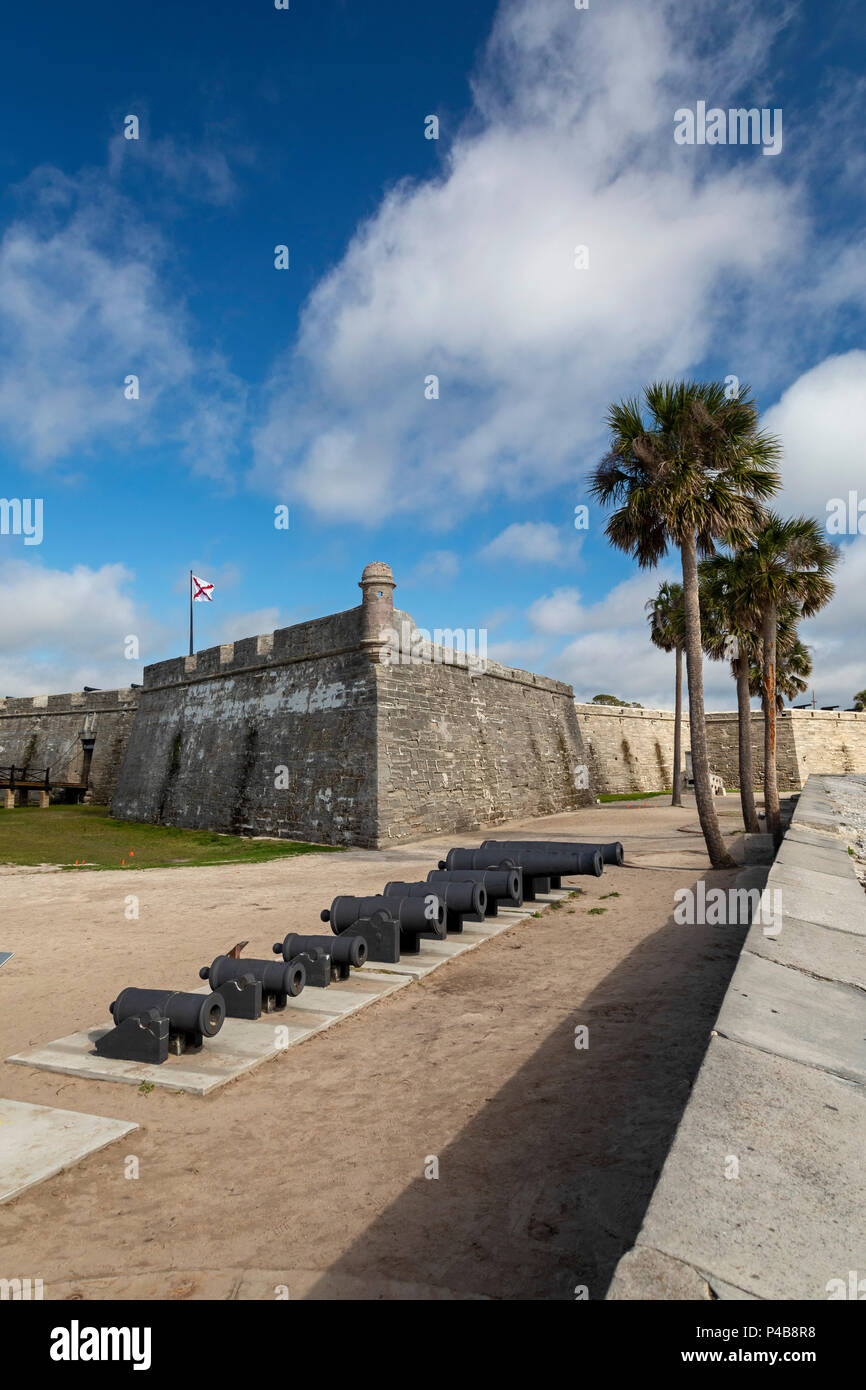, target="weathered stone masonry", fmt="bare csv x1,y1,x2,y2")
11,562,863,834
574,703,692,796
0,689,138,804
111,606,379,846
575,703,866,794
110,563,591,847
377,637,587,843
